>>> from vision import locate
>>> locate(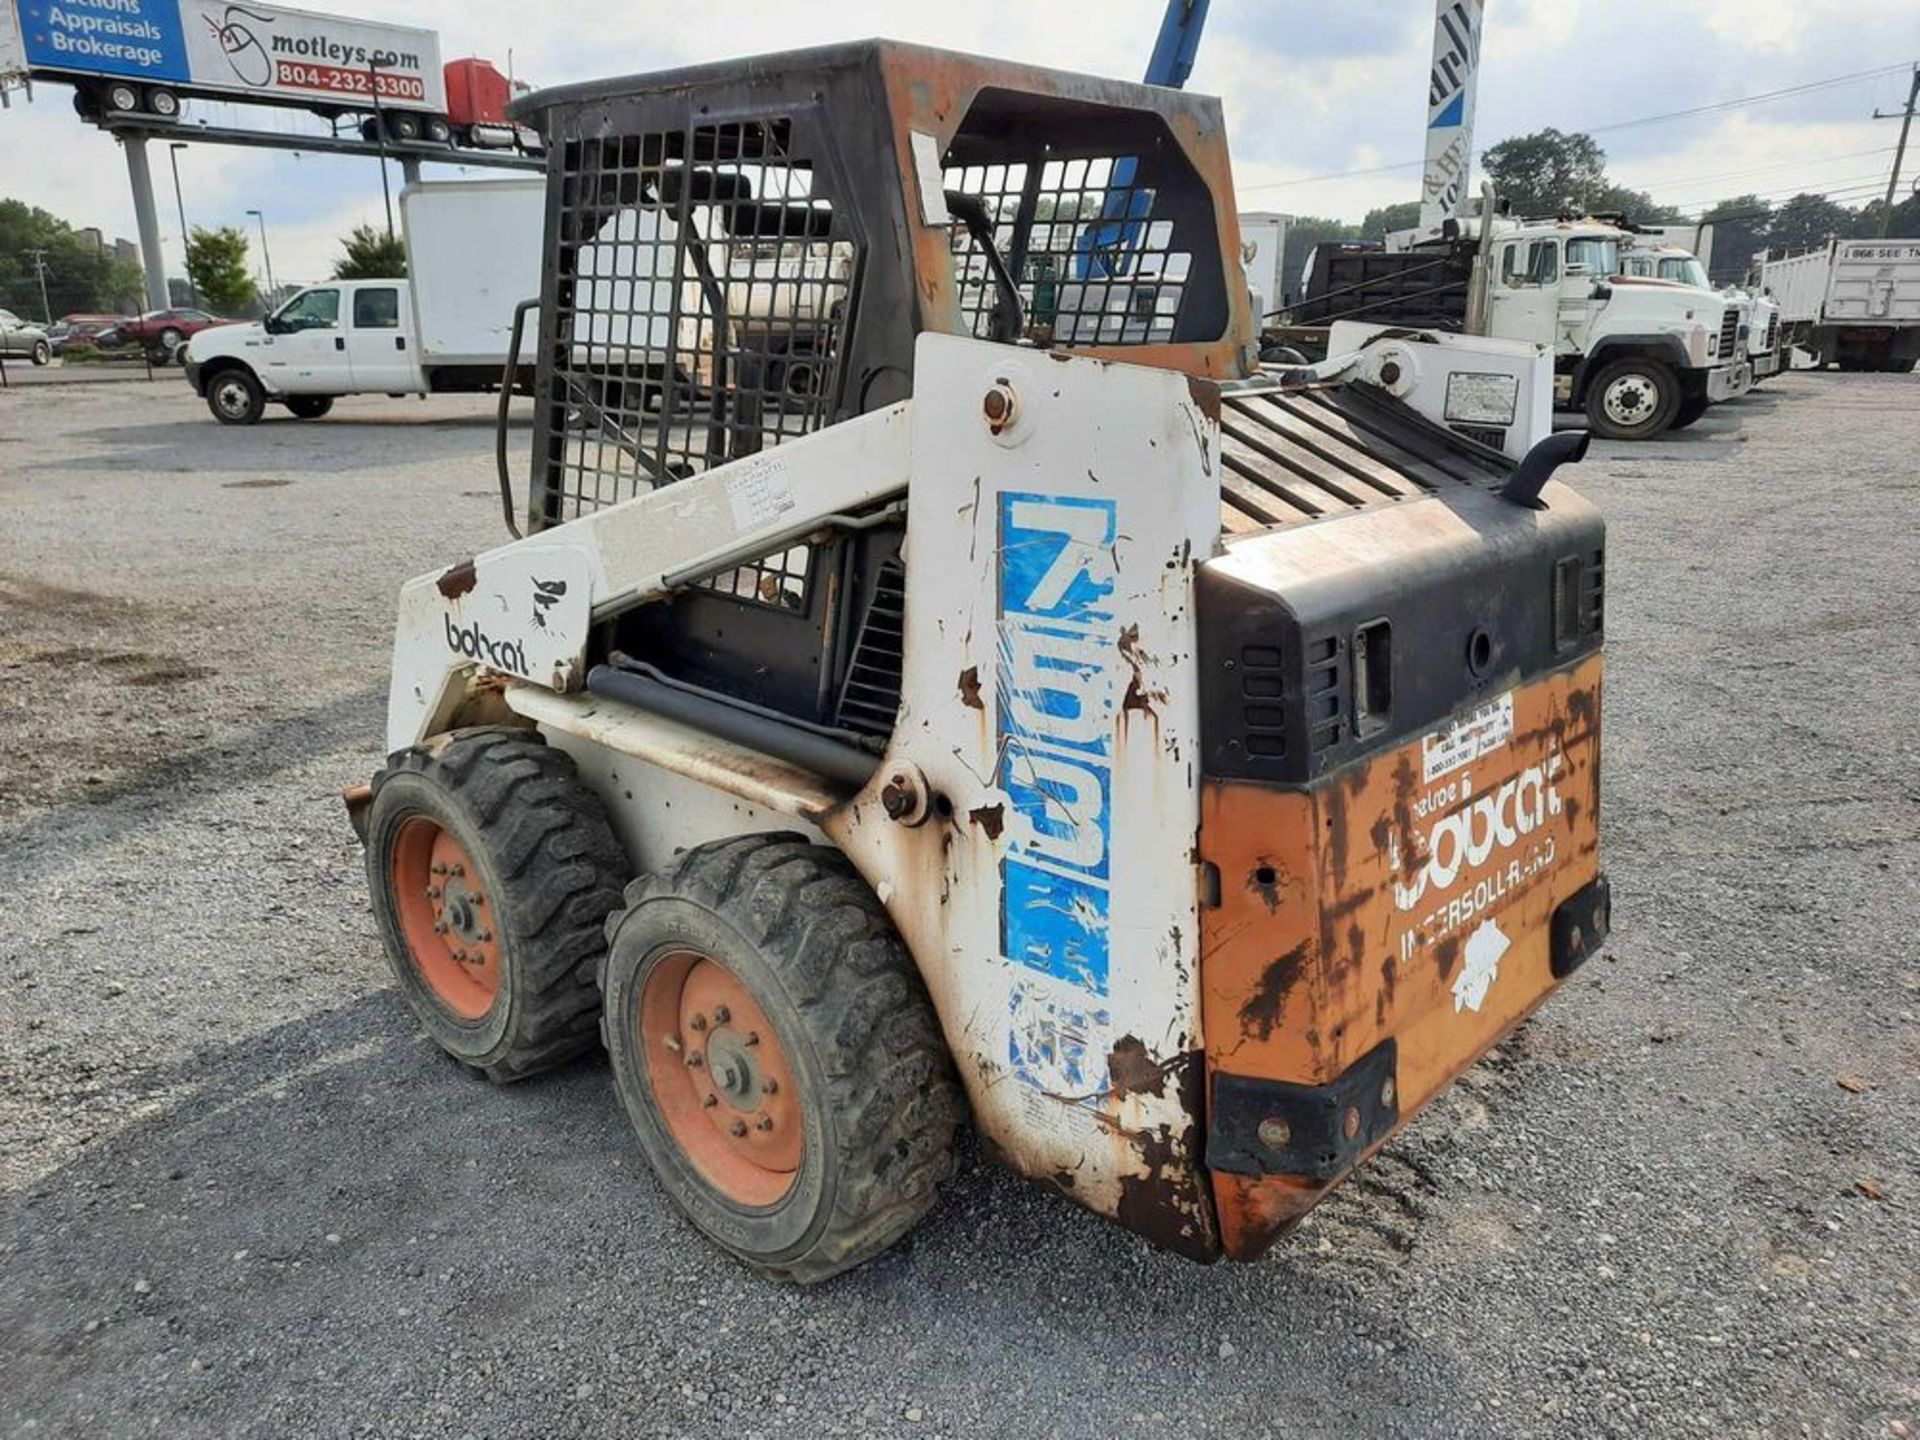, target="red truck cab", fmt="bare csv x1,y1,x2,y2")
443,59,541,151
